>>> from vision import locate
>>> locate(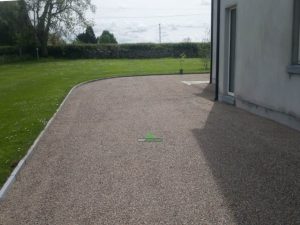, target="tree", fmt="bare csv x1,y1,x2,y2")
24,0,95,56
76,26,97,44
182,37,192,43
48,33,66,46
97,30,118,44
201,28,211,70
0,1,35,47
0,1,16,45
